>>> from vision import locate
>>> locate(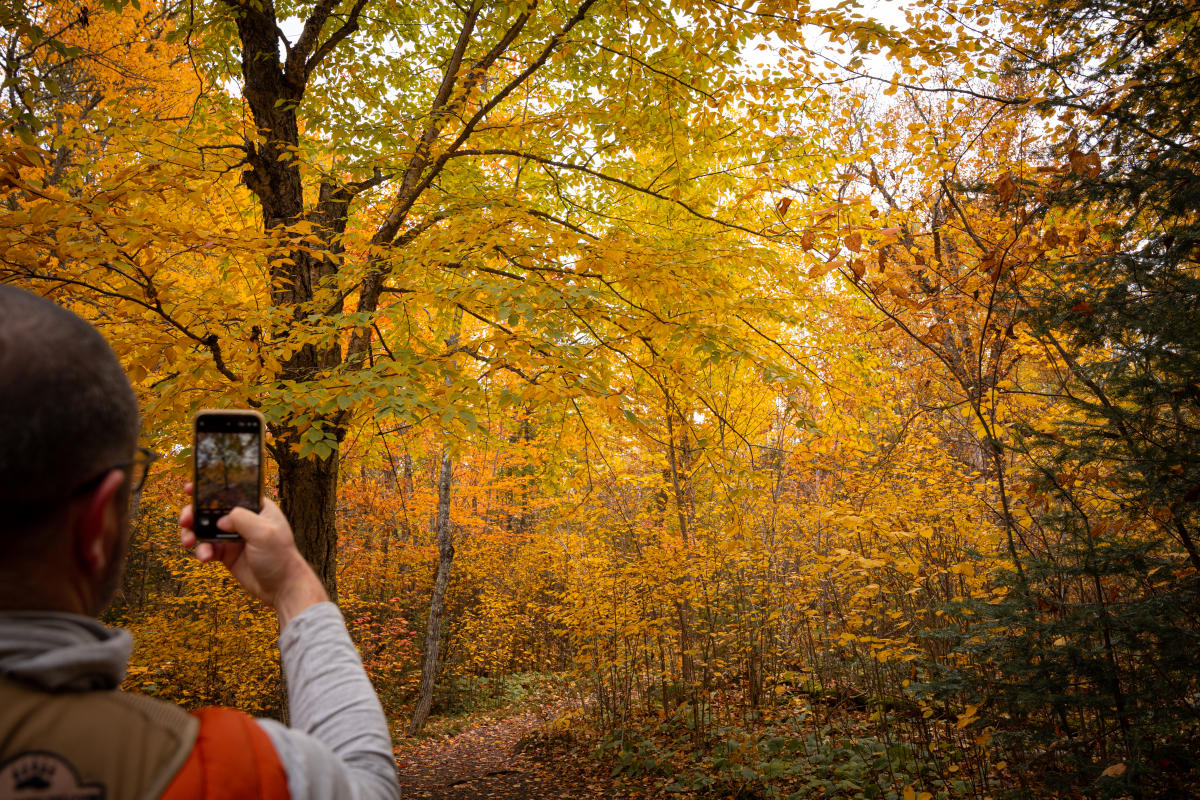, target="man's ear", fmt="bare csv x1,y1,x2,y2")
74,469,128,577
